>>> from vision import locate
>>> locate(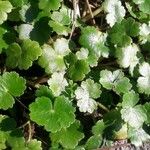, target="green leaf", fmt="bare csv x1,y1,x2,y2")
29,96,75,133
99,69,132,94
121,105,147,128
85,135,102,149
137,62,150,95
138,0,150,14
85,120,105,149
9,0,24,7
81,79,101,99
39,0,61,11
109,18,139,47
35,85,54,99
0,115,16,149
0,27,8,53
68,59,90,81
128,127,150,146
0,1,12,24
79,26,109,59
6,39,42,70
51,121,84,149
51,5,72,25
122,91,139,108
144,102,150,124
38,38,70,74
49,20,71,36
0,72,26,110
